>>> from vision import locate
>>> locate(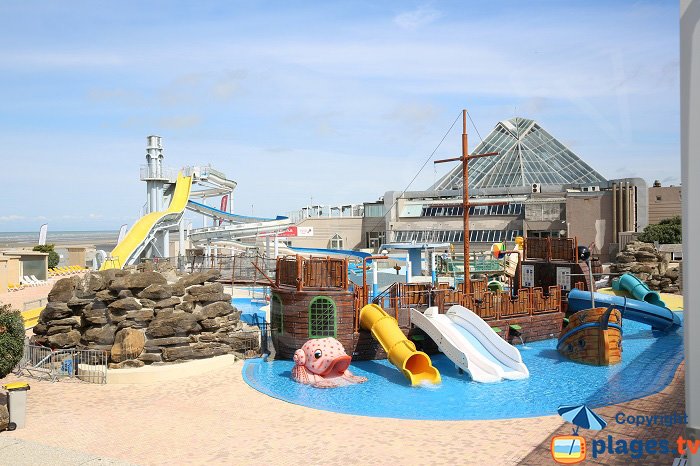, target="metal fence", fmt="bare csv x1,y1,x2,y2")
143,250,276,285
23,298,47,311
16,342,108,384
236,322,272,359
